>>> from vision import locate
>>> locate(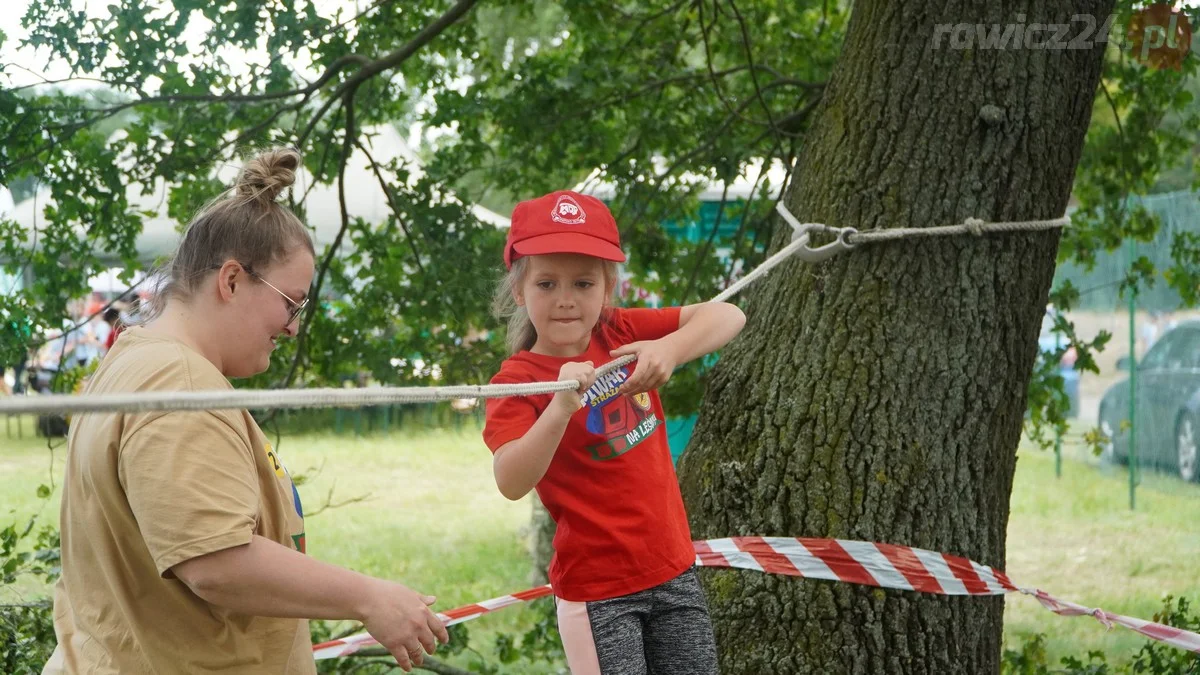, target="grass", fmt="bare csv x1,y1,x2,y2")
1,414,553,674
3,414,1199,669
1003,438,1200,663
